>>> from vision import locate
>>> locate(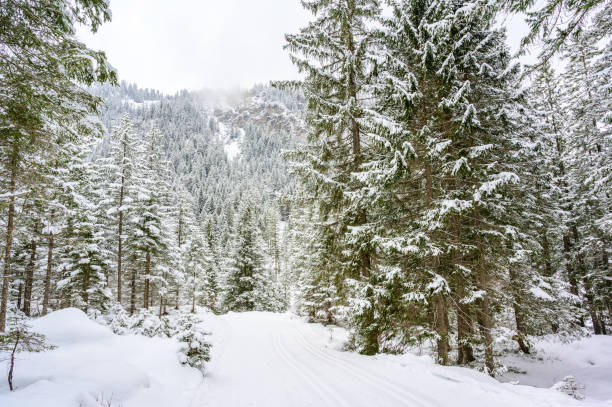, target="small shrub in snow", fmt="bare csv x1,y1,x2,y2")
97,306,212,371
552,375,585,400
88,393,124,407
173,313,212,370
100,302,131,335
